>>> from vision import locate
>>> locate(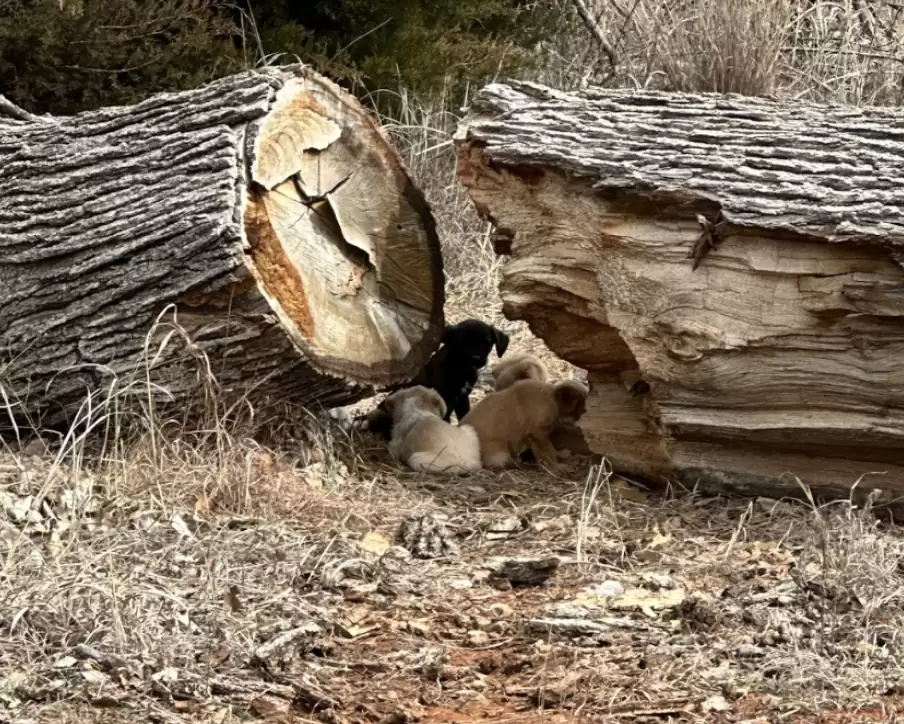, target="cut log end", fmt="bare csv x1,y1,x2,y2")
245,72,444,388
0,65,444,432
